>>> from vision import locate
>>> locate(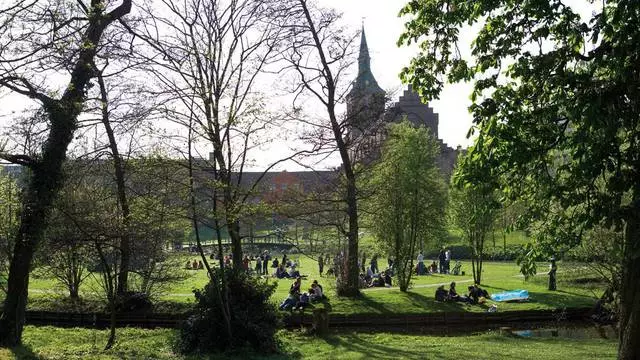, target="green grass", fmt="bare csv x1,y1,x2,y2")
0,326,617,359
15,257,601,316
